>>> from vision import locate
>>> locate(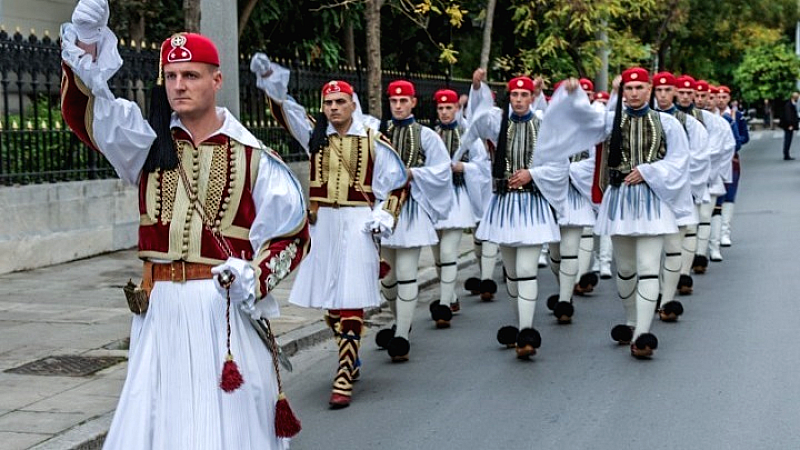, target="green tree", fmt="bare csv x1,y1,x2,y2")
734,41,800,103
